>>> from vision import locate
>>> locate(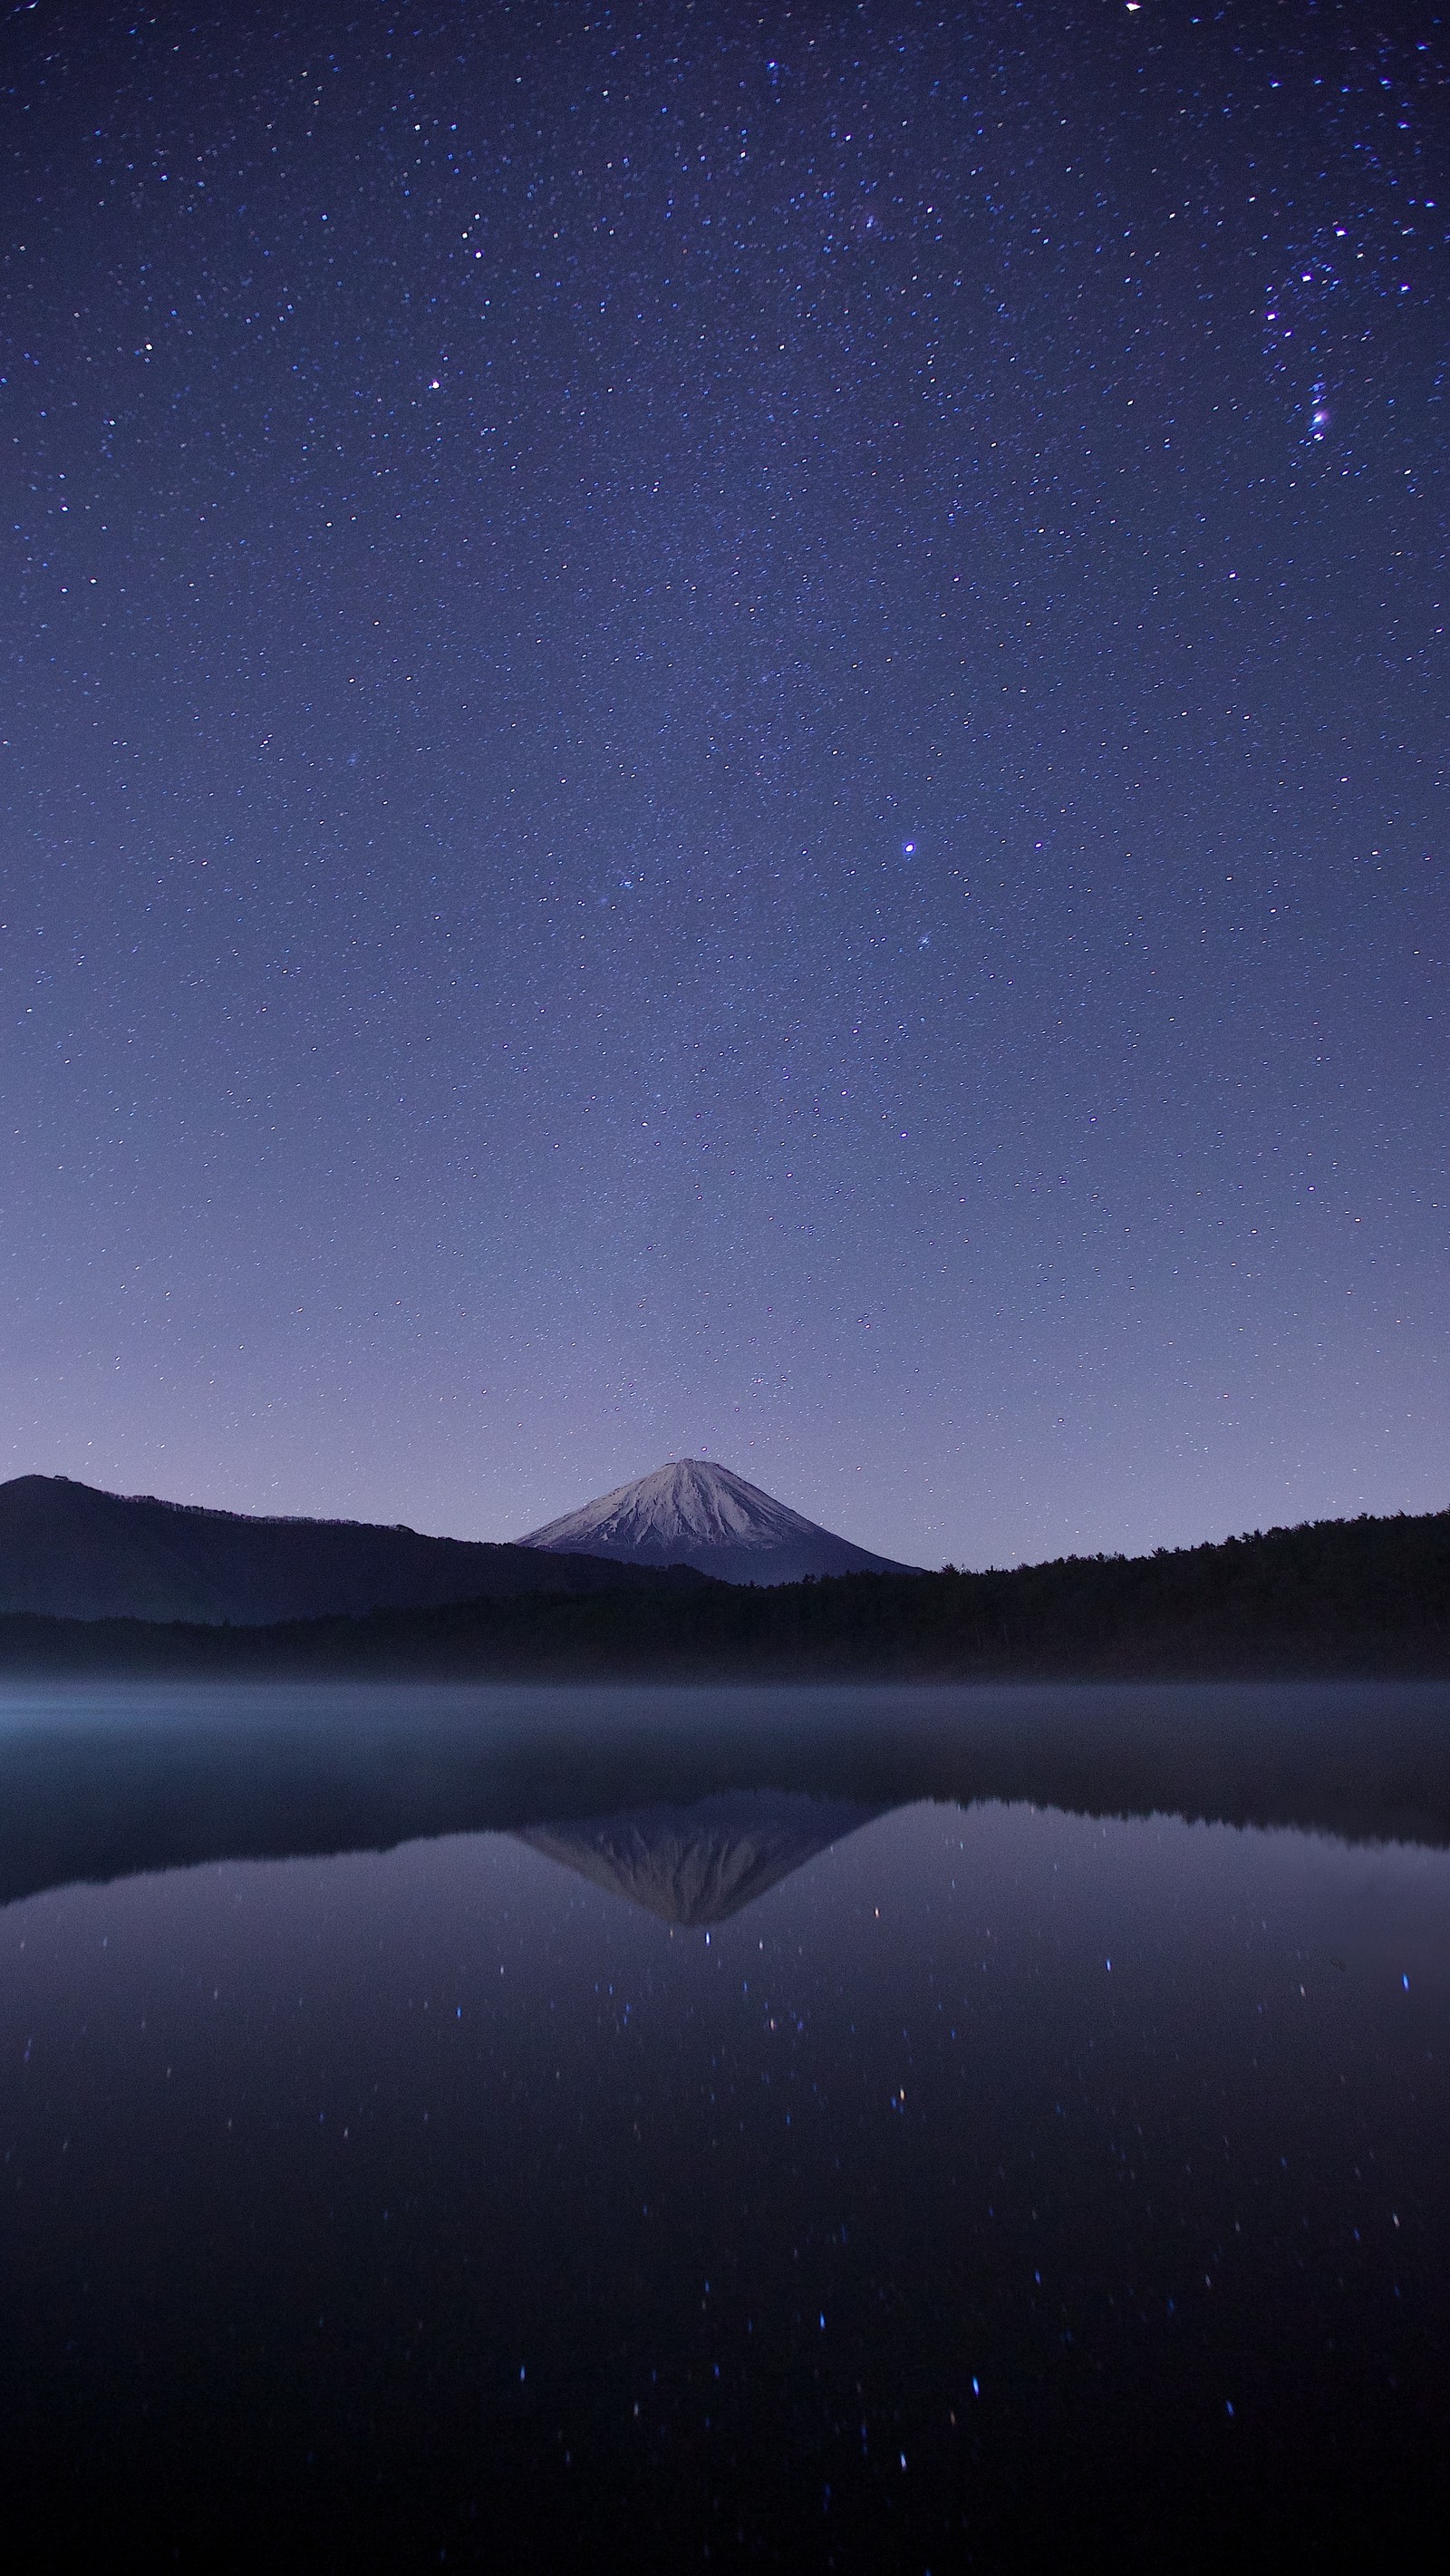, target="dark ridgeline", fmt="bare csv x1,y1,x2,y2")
0,1474,713,1625
0,1505,1445,1680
